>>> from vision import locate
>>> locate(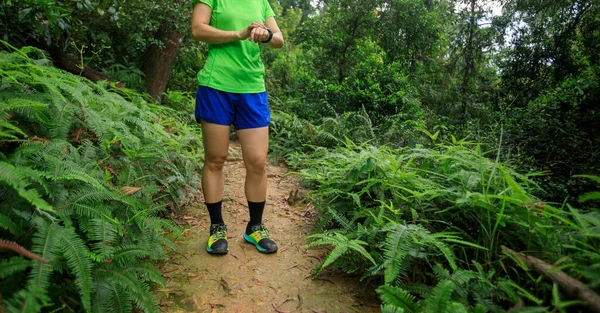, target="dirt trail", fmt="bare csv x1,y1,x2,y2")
158,141,380,313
